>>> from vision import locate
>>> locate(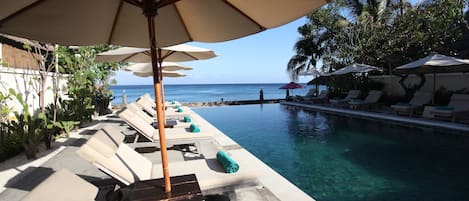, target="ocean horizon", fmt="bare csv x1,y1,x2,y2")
110,83,322,105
